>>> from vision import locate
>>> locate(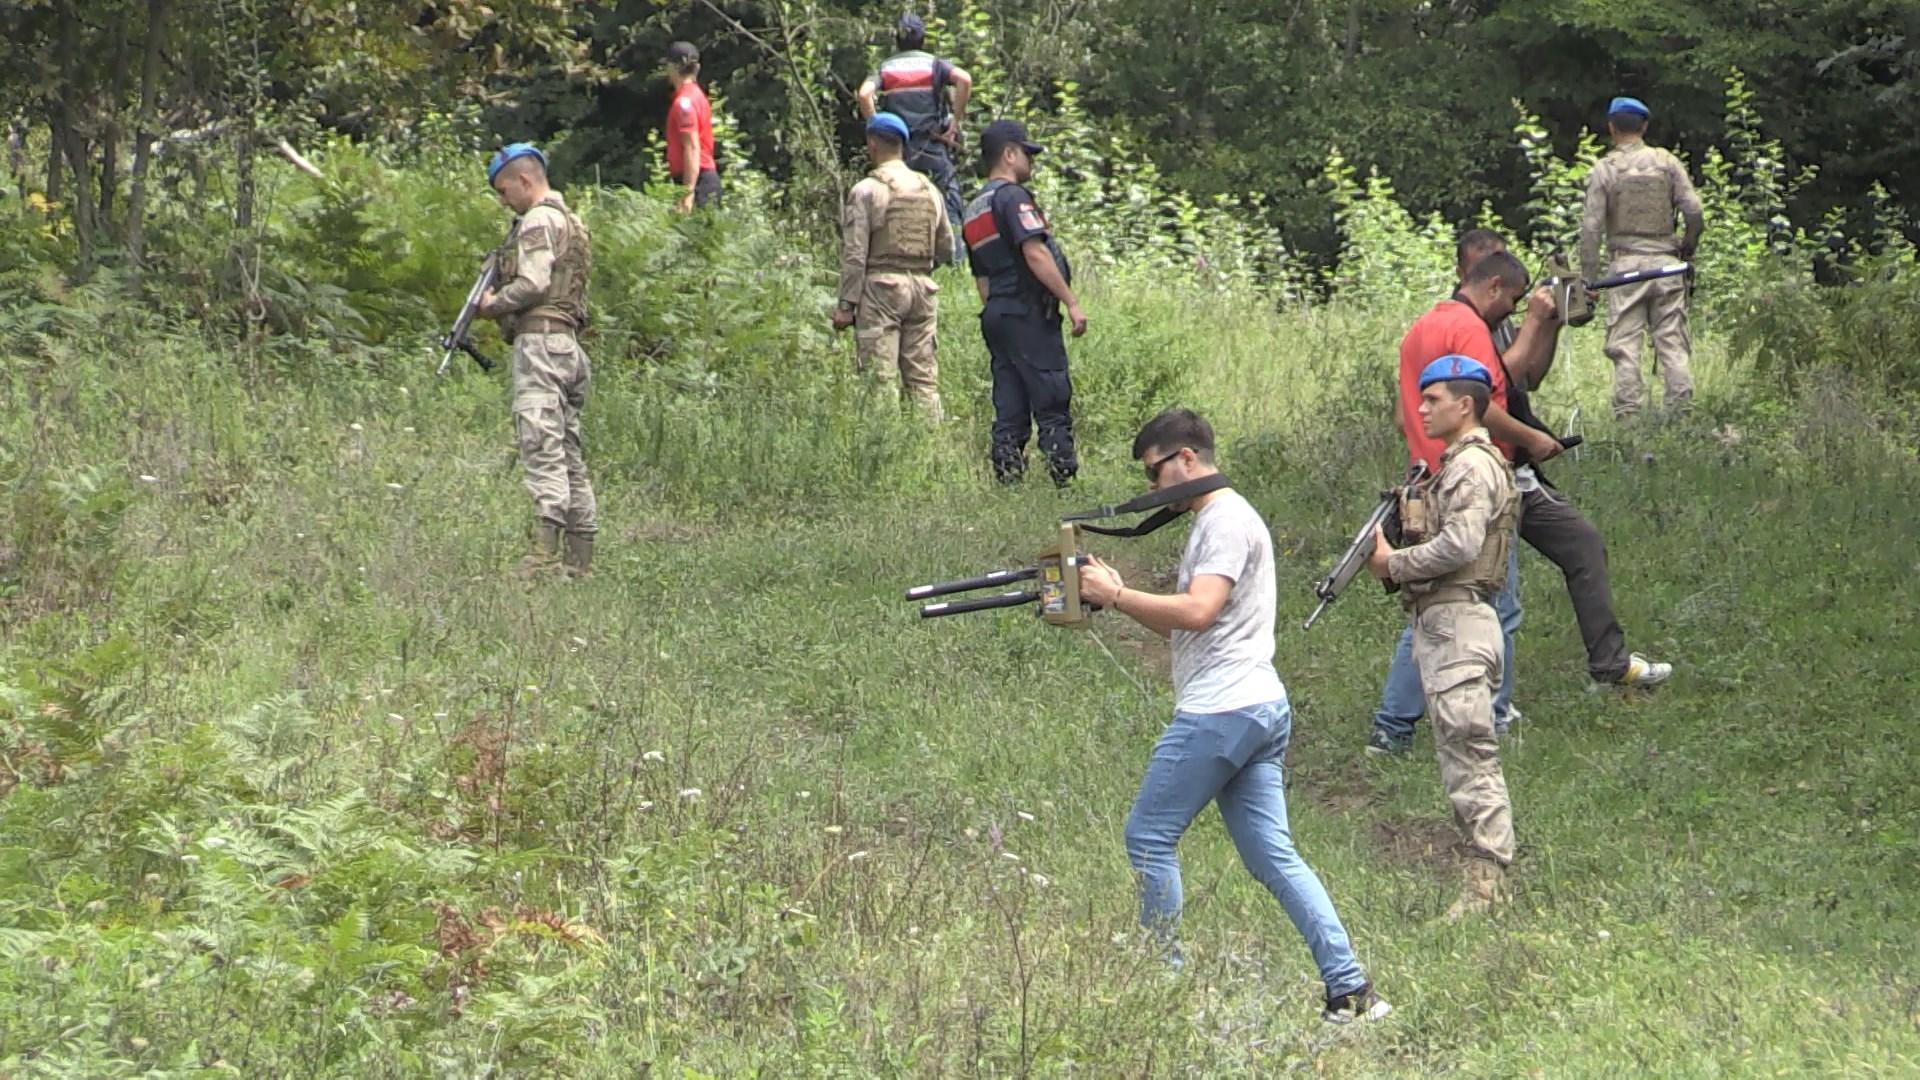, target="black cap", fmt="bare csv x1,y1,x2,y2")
666,41,700,67
980,119,1043,161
